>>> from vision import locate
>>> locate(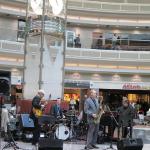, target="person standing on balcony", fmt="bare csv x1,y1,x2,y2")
74,34,81,48
112,33,117,49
